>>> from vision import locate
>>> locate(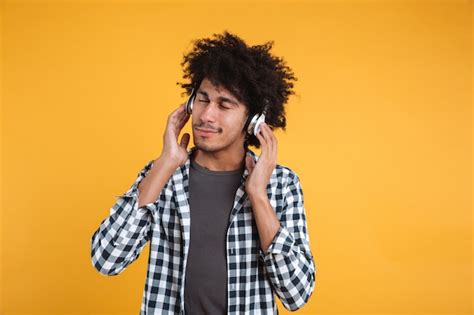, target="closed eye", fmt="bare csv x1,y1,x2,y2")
198,99,231,110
